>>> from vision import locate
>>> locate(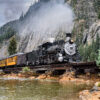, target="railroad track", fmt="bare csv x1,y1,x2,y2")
3,61,99,74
